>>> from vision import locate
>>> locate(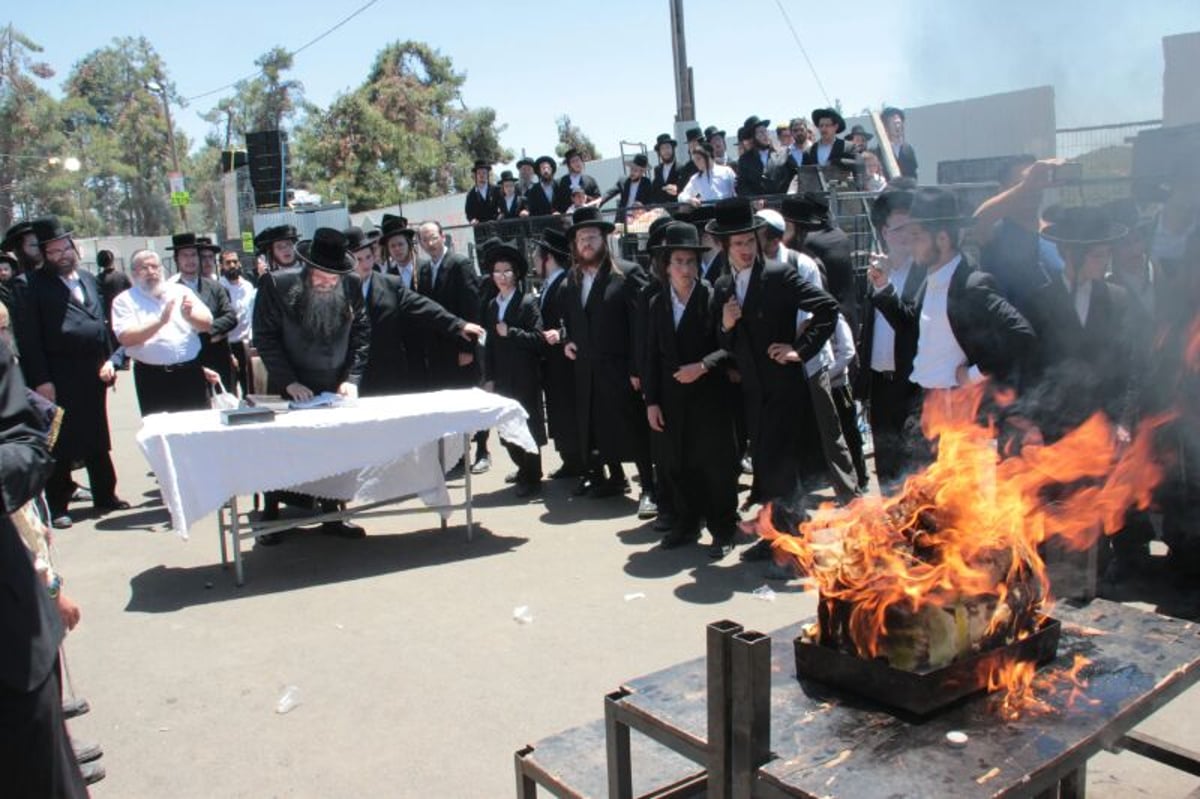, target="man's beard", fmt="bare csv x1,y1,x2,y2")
573,241,608,270
290,278,349,343
140,276,165,298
